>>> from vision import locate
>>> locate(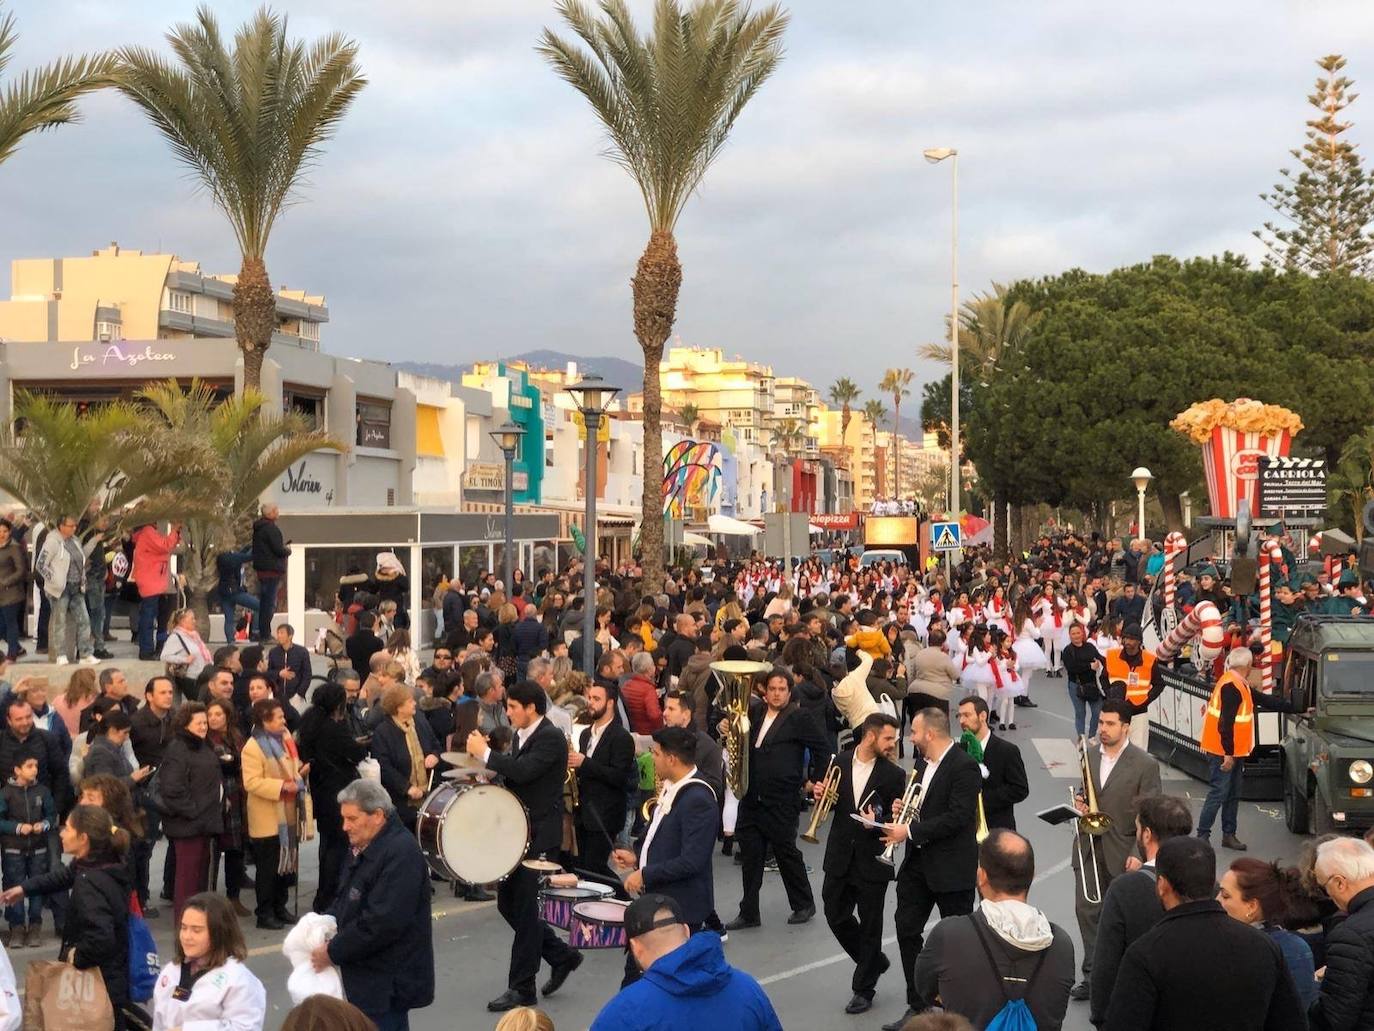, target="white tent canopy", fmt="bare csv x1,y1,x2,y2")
682,531,713,547
708,513,762,536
